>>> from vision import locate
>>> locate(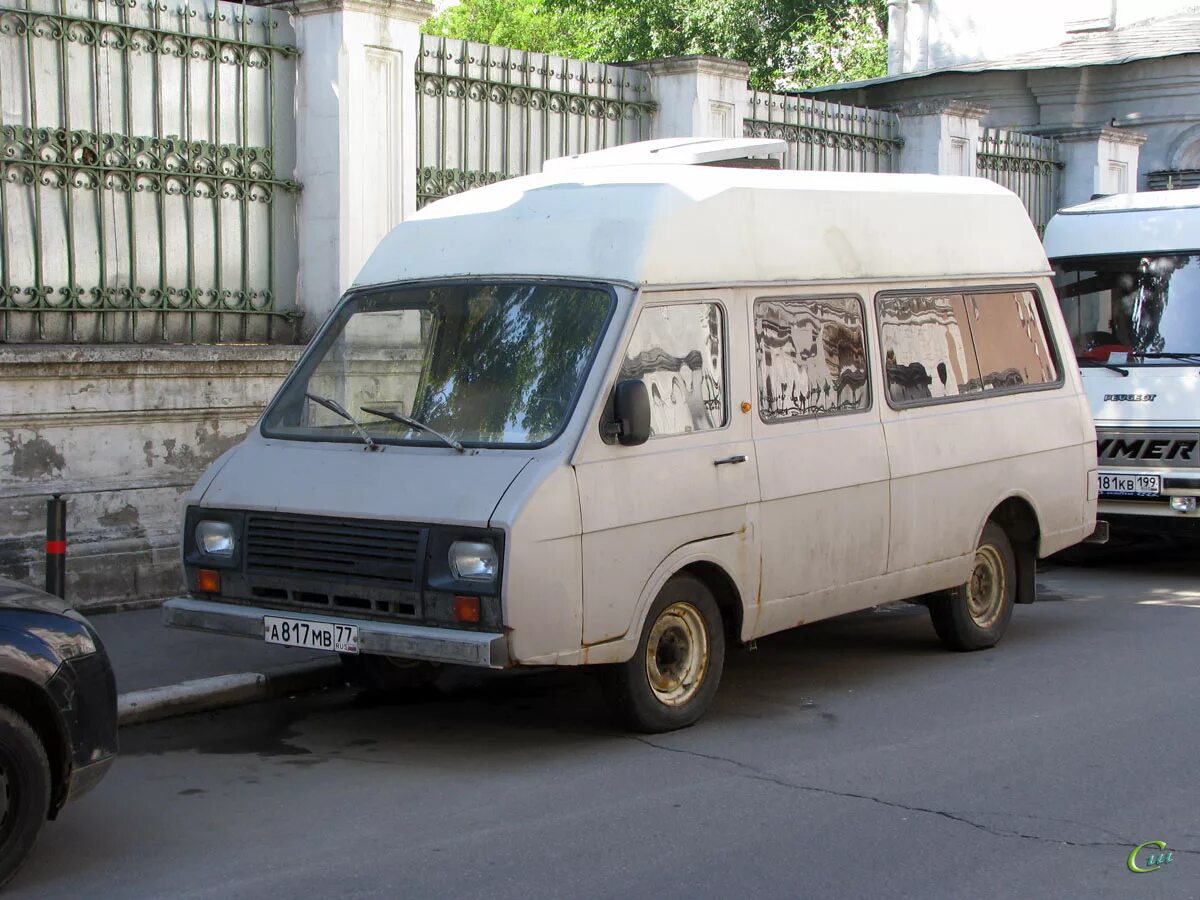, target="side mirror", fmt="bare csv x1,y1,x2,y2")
609,379,650,446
